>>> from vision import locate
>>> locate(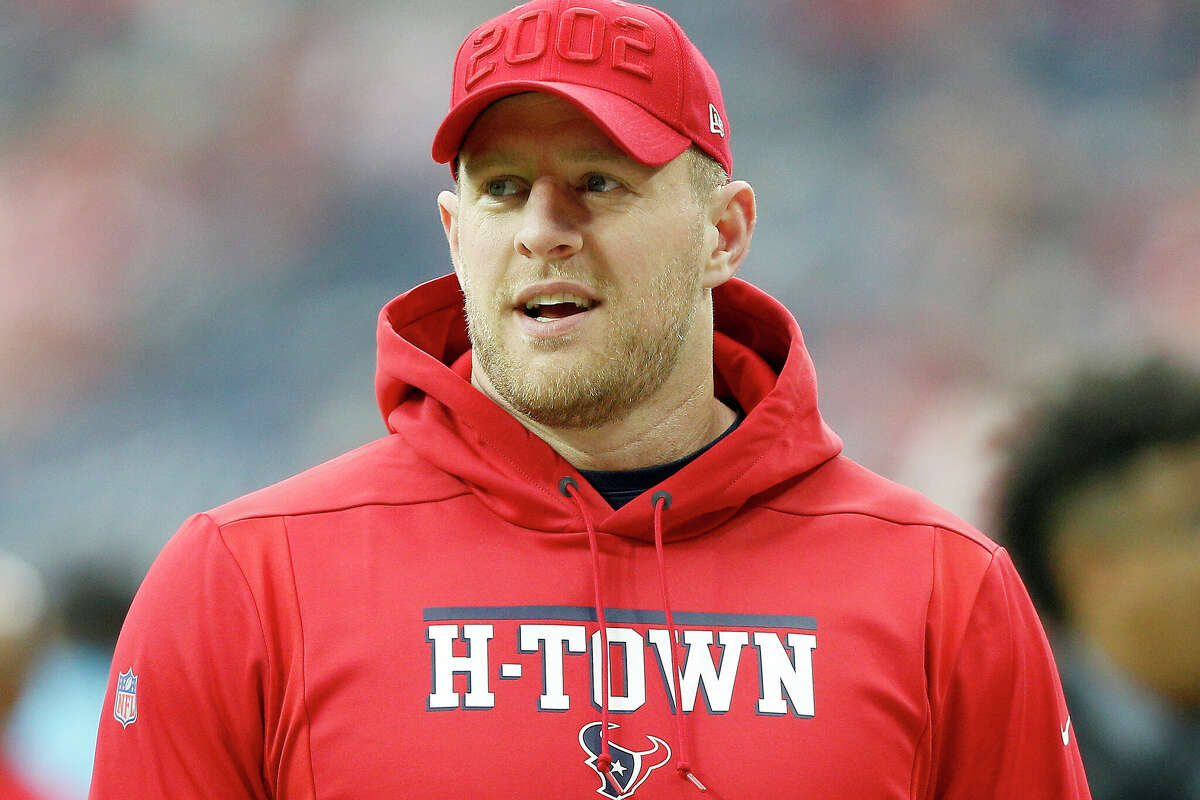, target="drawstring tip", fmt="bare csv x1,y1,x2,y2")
684,769,726,798
681,767,707,791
